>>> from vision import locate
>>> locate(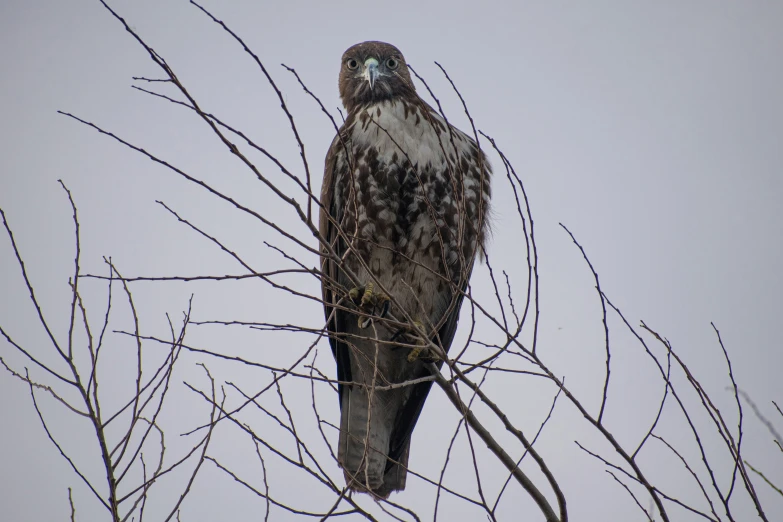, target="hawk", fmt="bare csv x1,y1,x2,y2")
320,41,491,497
